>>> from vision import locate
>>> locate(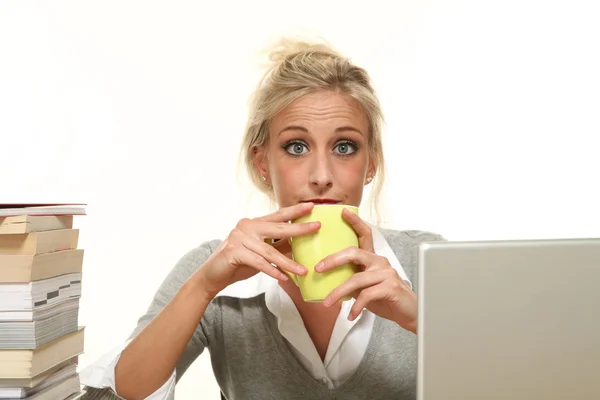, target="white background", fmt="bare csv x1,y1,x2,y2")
1,0,599,398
